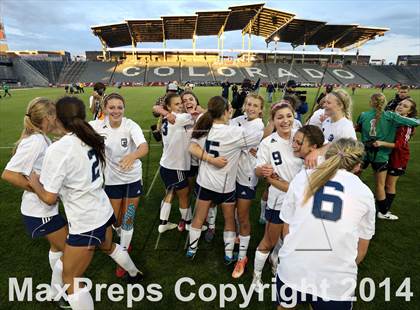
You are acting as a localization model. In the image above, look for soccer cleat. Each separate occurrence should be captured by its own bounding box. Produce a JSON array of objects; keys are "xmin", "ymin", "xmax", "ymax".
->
[
  {"xmin": 125, "ymin": 270, "xmax": 144, "ymax": 284},
  {"xmin": 158, "ymin": 222, "xmax": 178, "ymax": 233},
  {"xmin": 251, "ymin": 272, "xmax": 264, "ymax": 293},
  {"xmin": 232, "ymin": 256, "xmax": 248, "ymax": 278},
  {"xmin": 204, "ymin": 228, "xmax": 215, "ymax": 242},
  {"xmin": 224, "ymin": 254, "xmax": 238, "ymax": 266},
  {"xmin": 115, "ymin": 245, "xmax": 132, "ymax": 278},
  {"xmin": 259, "ymin": 217, "xmax": 266, "ymax": 225},
  {"xmin": 178, "ymin": 219, "xmax": 187, "ymax": 232},
  {"xmin": 186, "ymin": 249, "xmax": 196, "ymax": 260},
  {"xmin": 377, "ymin": 212, "xmax": 399, "ymax": 220}
]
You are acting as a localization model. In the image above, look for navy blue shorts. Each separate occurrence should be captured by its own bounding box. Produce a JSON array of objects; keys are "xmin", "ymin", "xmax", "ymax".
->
[
  {"xmin": 22, "ymin": 214, "xmax": 67, "ymax": 239},
  {"xmin": 265, "ymin": 208, "xmax": 283, "ymax": 224},
  {"xmin": 276, "ymin": 276, "xmax": 353, "ymax": 309},
  {"xmin": 66, "ymin": 214, "xmax": 116, "ymax": 247},
  {"xmin": 160, "ymin": 166, "xmax": 188, "ymax": 190},
  {"xmin": 105, "ymin": 180, "xmax": 142, "ymax": 199},
  {"xmin": 236, "ymin": 182, "xmax": 256, "ymax": 200},
  {"xmin": 187, "ymin": 165, "xmax": 199, "ymax": 178},
  {"xmin": 195, "ymin": 184, "xmax": 236, "ymax": 205}
]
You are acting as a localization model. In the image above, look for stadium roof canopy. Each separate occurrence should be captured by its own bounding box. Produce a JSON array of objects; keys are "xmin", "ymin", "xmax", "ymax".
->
[{"xmin": 91, "ymin": 3, "xmax": 388, "ymax": 50}]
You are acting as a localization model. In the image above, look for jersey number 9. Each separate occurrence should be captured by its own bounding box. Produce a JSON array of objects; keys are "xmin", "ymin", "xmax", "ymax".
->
[
  {"xmin": 312, "ymin": 181, "xmax": 343, "ymax": 222},
  {"xmin": 88, "ymin": 149, "xmax": 100, "ymax": 182},
  {"xmin": 272, "ymin": 151, "xmax": 282, "ymax": 165}
]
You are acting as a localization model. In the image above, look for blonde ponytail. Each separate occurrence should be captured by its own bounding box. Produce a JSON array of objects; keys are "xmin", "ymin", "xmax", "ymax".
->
[{"xmin": 303, "ymin": 138, "xmax": 365, "ymax": 203}]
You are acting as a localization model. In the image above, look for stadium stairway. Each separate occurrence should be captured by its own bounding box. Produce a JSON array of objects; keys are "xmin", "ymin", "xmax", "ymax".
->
[
  {"xmin": 11, "ymin": 58, "xmax": 49, "ymax": 87},
  {"xmin": 26, "ymin": 60, "xmax": 64, "ymax": 84}
]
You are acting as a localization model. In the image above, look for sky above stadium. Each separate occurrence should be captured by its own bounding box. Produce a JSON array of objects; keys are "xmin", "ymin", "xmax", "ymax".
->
[{"xmin": 1, "ymin": 0, "xmax": 419, "ymax": 63}]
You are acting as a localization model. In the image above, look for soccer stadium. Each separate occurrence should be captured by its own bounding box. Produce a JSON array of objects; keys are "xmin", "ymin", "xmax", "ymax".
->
[{"xmin": 0, "ymin": 2, "xmax": 419, "ymax": 309}]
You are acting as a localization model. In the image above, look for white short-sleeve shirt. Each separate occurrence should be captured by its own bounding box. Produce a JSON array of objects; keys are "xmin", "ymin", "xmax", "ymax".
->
[
  {"xmin": 230, "ymin": 115, "xmax": 264, "ymax": 187},
  {"xmin": 40, "ymin": 134, "xmax": 114, "ymax": 234},
  {"xmin": 5, "ymin": 134, "xmax": 59, "ymax": 217},
  {"xmin": 278, "ymin": 169, "xmax": 375, "ymax": 301},
  {"xmin": 194, "ymin": 123, "xmax": 261, "ymax": 193},
  {"xmin": 322, "ymin": 117, "xmax": 356, "ymax": 143},
  {"xmin": 90, "ymin": 117, "xmax": 146, "ymax": 185},
  {"xmin": 160, "ymin": 112, "xmax": 195, "ymax": 171},
  {"xmin": 255, "ymin": 131, "xmax": 303, "ymax": 210}
]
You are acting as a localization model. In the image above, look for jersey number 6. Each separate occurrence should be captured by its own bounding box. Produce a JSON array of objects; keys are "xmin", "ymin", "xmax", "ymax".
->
[
  {"xmin": 88, "ymin": 149, "xmax": 100, "ymax": 182},
  {"xmin": 312, "ymin": 181, "xmax": 343, "ymax": 222}
]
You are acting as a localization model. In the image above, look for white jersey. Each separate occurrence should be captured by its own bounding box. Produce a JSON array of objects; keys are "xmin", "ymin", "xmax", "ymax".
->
[
  {"xmin": 189, "ymin": 113, "xmax": 203, "ymax": 167},
  {"xmin": 293, "ymin": 118, "xmax": 302, "ymax": 130},
  {"xmin": 5, "ymin": 134, "xmax": 59, "ymax": 217},
  {"xmin": 278, "ymin": 169, "xmax": 375, "ymax": 301},
  {"xmin": 230, "ymin": 115, "xmax": 264, "ymax": 187},
  {"xmin": 160, "ymin": 112, "xmax": 194, "ymax": 171},
  {"xmin": 194, "ymin": 123, "xmax": 261, "ymax": 193},
  {"xmin": 40, "ymin": 134, "xmax": 114, "ymax": 234},
  {"xmin": 307, "ymin": 108, "xmax": 325, "ymax": 129},
  {"xmin": 256, "ymin": 131, "xmax": 303, "ymax": 210},
  {"xmin": 322, "ymin": 117, "xmax": 356, "ymax": 143},
  {"xmin": 90, "ymin": 117, "xmax": 146, "ymax": 185}
]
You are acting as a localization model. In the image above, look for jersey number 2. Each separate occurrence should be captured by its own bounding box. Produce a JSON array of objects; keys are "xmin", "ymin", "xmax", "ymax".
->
[
  {"xmin": 312, "ymin": 181, "xmax": 343, "ymax": 222},
  {"xmin": 88, "ymin": 149, "xmax": 100, "ymax": 182}
]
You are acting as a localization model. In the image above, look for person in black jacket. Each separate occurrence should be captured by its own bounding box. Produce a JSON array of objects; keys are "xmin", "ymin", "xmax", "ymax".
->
[
  {"xmin": 221, "ymin": 79, "xmax": 231, "ymax": 99},
  {"xmin": 385, "ymin": 85, "xmax": 410, "ymax": 111}
]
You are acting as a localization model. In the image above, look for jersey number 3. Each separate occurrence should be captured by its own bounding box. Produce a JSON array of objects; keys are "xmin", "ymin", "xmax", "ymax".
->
[
  {"xmin": 88, "ymin": 149, "xmax": 100, "ymax": 182},
  {"xmin": 312, "ymin": 181, "xmax": 343, "ymax": 222}
]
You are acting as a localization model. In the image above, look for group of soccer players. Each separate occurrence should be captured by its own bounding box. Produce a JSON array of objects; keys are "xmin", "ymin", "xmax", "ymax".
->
[{"xmin": 1, "ymin": 84, "xmax": 418, "ymax": 309}]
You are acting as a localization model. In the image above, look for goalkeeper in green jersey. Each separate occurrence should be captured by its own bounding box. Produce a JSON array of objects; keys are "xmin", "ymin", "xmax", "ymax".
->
[{"xmin": 356, "ymin": 93, "xmax": 420, "ymax": 219}]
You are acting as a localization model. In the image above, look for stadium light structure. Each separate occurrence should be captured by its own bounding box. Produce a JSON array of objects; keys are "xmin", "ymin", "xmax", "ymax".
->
[{"xmin": 273, "ymin": 35, "xmax": 280, "ymax": 63}]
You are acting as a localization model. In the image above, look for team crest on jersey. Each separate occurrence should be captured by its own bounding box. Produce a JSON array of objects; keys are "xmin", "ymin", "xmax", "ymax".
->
[
  {"xmin": 328, "ymin": 134, "xmax": 334, "ymax": 142},
  {"xmin": 121, "ymin": 138, "xmax": 128, "ymax": 147},
  {"xmin": 270, "ymin": 138, "xmax": 277, "ymax": 143}
]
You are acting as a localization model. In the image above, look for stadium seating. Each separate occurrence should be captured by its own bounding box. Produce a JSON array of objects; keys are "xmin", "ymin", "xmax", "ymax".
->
[
  {"xmin": 180, "ymin": 61, "xmax": 214, "ymax": 83},
  {"xmin": 346, "ymin": 65, "xmax": 396, "ymax": 85},
  {"xmin": 372, "ymin": 66, "xmax": 412, "ymax": 85},
  {"xmin": 145, "ymin": 62, "xmax": 181, "ymax": 83},
  {"xmin": 394, "ymin": 66, "xmax": 420, "ymax": 85},
  {"xmin": 0, "ymin": 64, "xmax": 18, "ymax": 83},
  {"xmin": 26, "ymin": 60, "xmax": 64, "ymax": 84}
]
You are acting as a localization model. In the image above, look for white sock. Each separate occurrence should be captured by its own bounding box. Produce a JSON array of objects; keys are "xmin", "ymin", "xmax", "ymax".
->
[
  {"xmin": 50, "ymin": 258, "xmax": 64, "ymax": 300},
  {"xmin": 207, "ymin": 207, "xmax": 217, "ymax": 229},
  {"xmin": 186, "ymin": 207, "xmax": 192, "ymax": 222},
  {"xmin": 109, "ymin": 243, "xmax": 139, "ymax": 277},
  {"xmin": 223, "ymin": 231, "xmax": 236, "ymax": 259},
  {"xmin": 270, "ymin": 238, "xmax": 283, "ymax": 264},
  {"xmin": 120, "ymin": 228, "xmax": 133, "ymax": 250},
  {"xmin": 179, "ymin": 208, "xmax": 188, "ymax": 221},
  {"xmin": 48, "ymin": 250, "xmax": 63, "ymax": 270},
  {"xmin": 160, "ymin": 201, "xmax": 171, "ymax": 222},
  {"xmin": 254, "ymin": 249, "xmax": 269, "ymax": 273},
  {"xmin": 260, "ymin": 200, "xmax": 267, "ymax": 219},
  {"xmin": 188, "ymin": 227, "xmax": 201, "ymax": 253},
  {"xmin": 67, "ymin": 289, "xmax": 94, "ymax": 310},
  {"xmin": 238, "ymin": 235, "xmax": 250, "ymax": 260}
]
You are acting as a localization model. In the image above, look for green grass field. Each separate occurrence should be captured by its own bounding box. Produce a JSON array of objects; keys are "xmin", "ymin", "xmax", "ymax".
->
[{"xmin": 0, "ymin": 86, "xmax": 419, "ymax": 309}]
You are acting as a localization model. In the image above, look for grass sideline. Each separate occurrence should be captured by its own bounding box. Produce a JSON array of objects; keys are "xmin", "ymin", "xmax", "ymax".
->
[{"xmin": 0, "ymin": 86, "xmax": 418, "ymax": 310}]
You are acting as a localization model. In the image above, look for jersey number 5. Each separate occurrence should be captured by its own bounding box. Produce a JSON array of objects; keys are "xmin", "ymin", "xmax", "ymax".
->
[
  {"xmin": 312, "ymin": 181, "xmax": 343, "ymax": 222},
  {"xmin": 205, "ymin": 140, "xmax": 220, "ymax": 158},
  {"xmin": 88, "ymin": 149, "xmax": 100, "ymax": 182}
]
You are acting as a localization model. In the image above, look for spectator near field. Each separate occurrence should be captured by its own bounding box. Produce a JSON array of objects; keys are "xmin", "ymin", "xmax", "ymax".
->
[
  {"xmin": 385, "ymin": 85, "xmax": 410, "ymax": 111},
  {"xmin": 284, "ymin": 80, "xmax": 308, "ymax": 122},
  {"xmin": 266, "ymin": 82, "xmax": 275, "ymax": 103},
  {"xmin": 221, "ymin": 79, "xmax": 231, "ymax": 99},
  {"xmin": 3, "ymin": 82, "xmax": 11, "ymax": 97},
  {"xmin": 89, "ymin": 82, "xmax": 106, "ymax": 120},
  {"xmin": 316, "ymin": 84, "xmax": 333, "ymax": 105}
]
